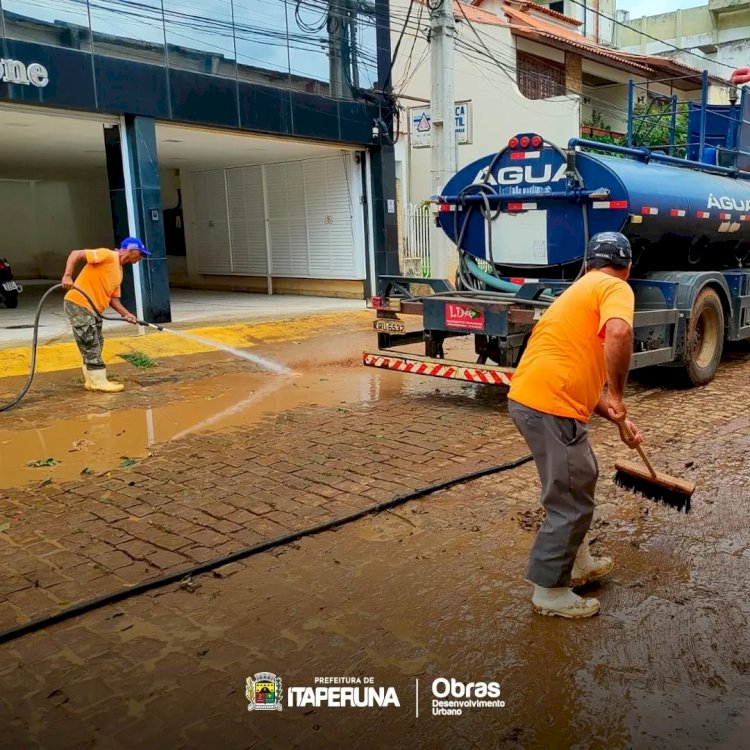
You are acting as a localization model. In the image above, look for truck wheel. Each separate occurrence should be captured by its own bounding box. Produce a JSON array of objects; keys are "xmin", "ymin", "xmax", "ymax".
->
[
  {"xmin": 683, "ymin": 288, "xmax": 724, "ymax": 386},
  {"xmin": 2, "ymin": 291, "xmax": 18, "ymax": 309}
]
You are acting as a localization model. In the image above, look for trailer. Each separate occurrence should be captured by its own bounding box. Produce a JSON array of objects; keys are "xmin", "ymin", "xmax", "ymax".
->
[{"xmin": 365, "ymin": 75, "xmax": 750, "ymax": 388}]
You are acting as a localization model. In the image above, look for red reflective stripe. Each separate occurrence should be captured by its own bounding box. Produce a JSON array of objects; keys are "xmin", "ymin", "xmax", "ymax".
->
[
  {"xmin": 510, "ymin": 152, "xmax": 526, "ymax": 160},
  {"xmin": 417, "ymin": 363, "xmax": 427, "ymax": 374},
  {"xmin": 642, "ymin": 207, "xmax": 658, "ymax": 215},
  {"xmin": 475, "ymin": 370, "xmax": 489, "ymax": 384},
  {"xmin": 430, "ymin": 364, "xmax": 443, "ymax": 376},
  {"xmin": 444, "ymin": 367, "xmax": 456, "ymax": 378},
  {"xmin": 439, "ymin": 204, "xmax": 453, "ymax": 212},
  {"xmin": 670, "ymin": 209, "xmax": 686, "ymax": 217},
  {"xmin": 464, "ymin": 371, "xmax": 475, "ymax": 381},
  {"xmin": 720, "ymin": 213, "xmax": 732, "ymax": 220},
  {"xmin": 610, "ymin": 200, "xmax": 628, "ymax": 209},
  {"xmin": 697, "ymin": 211, "xmax": 710, "ymax": 219},
  {"xmin": 404, "ymin": 362, "xmax": 414, "ymax": 372},
  {"xmin": 507, "ymin": 203, "xmax": 523, "ymax": 211},
  {"xmin": 510, "ymin": 277, "xmax": 526, "ymax": 284}
]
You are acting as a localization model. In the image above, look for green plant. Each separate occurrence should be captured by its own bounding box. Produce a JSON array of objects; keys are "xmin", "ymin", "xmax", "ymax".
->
[
  {"xmin": 632, "ymin": 100, "xmax": 688, "ymax": 156},
  {"xmin": 119, "ymin": 351, "xmax": 158, "ymax": 369}
]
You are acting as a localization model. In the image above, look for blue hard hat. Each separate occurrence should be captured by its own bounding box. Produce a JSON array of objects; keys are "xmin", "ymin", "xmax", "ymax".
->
[{"xmin": 119, "ymin": 236, "xmax": 151, "ymax": 256}]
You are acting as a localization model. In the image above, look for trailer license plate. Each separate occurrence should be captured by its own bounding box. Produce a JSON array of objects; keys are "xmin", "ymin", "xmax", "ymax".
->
[
  {"xmin": 2, "ymin": 281, "xmax": 18, "ymax": 292},
  {"xmin": 373, "ymin": 320, "xmax": 405, "ymax": 333}
]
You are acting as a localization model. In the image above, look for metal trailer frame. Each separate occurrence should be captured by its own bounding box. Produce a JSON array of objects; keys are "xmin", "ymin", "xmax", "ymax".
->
[{"xmin": 363, "ymin": 270, "xmax": 750, "ymax": 386}]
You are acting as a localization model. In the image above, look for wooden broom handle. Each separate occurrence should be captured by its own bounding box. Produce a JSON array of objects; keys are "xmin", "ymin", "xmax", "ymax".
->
[{"xmin": 619, "ymin": 420, "xmax": 657, "ymax": 478}]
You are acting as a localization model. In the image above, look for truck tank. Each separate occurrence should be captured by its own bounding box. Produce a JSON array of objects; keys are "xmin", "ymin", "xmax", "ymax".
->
[{"xmin": 437, "ymin": 136, "xmax": 750, "ymax": 278}]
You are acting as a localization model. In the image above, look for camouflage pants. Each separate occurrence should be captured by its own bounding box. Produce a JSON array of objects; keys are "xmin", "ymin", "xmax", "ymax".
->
[{"xmin": 64, "ymin": 301, "xmax": 105, "ymax": 370}]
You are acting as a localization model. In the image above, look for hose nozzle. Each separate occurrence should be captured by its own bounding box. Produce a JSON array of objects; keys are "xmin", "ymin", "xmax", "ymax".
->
[{"xmin": 137, "ymin": 320, "xmax": 164, "ymax": 331}]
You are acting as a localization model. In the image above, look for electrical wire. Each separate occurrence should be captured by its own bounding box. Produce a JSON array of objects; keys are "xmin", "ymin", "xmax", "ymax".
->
[
  {"xmin": 565, "ymin": 0, "xmax": 740, "ymax": 76},
  {"xmin": 0, "ymin": 452, "xmax": 533, "ymax": 645}
]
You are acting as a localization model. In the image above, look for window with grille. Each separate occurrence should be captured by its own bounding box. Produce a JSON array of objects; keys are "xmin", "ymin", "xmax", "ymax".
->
[{"xmin": 517, "ymin": 51, "xmax": 565, "ymax": 100}]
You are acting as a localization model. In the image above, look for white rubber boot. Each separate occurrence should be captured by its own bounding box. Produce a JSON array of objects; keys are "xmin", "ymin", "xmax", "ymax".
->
[
  {"xmin": 82, "ymin": 366, "xmax": 94, "ymax": 391},
  {"xmin": 571, "ymin": 538, "xmax": 614, "ymax": 588},
  {"xmin": 532, "ymin": 585, "xmax": 600, "ymax": 619},
  {"xmin": 87, "ymin": 368, "xmax": 124, "ymax": 393}
]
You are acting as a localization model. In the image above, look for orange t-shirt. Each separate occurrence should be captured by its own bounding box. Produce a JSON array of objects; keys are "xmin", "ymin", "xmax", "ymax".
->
[
  {"xmin": 65, "ymin": 249, "xmax": 123, "ymax": 314},
  {"xmin": 508, "ymin": 270, "xmax": 635, "ymax": 423}
]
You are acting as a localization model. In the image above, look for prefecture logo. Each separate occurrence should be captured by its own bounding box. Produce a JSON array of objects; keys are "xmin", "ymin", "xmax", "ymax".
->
[
  {"xmin": 246, "ymin": 673, "xmax": 399, "ymax": 712},
  {"xmin": 246, "ymin": 672, "xmax": 283, "ymax": 711}
]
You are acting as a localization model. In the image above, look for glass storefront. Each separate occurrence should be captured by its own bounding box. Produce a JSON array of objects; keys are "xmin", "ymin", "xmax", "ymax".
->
[{"xmin": 0, "ymin": 0, "xmax": 379, "ymax": 99}]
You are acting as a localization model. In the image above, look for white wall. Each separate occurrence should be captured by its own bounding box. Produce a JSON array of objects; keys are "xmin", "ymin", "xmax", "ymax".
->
[
  {"xmin": 0, "ymin": 171, "xmax": 112, "ymax": 278},
  {"xmin": 391, "ymin": 0, "xmax": 580, "ymax": 206}
]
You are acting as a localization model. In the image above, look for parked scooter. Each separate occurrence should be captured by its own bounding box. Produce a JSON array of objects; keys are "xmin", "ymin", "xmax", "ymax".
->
[{"xmin": 0, "ymin": 258, "xmax": 22, "ymax": 308}]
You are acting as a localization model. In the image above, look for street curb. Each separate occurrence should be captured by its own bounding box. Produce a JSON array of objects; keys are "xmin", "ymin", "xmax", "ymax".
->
[{"xmin": 0, "ymin": 311, "xmax": 372, "ymax": 379}]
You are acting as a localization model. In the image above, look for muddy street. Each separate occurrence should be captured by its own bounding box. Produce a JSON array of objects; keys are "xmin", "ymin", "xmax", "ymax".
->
[{"xmin": 1, "ymin": 320, "xmax": 750, "ymax": 749}]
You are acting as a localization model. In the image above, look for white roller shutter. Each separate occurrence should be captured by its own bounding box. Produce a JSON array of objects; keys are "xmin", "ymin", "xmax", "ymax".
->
[
  {"xmin": 302, "ymin": 155, "xmax": 357, "ymax": 278},
  {"xmin": 266, "ymin": 161, "xmax": 309, "ymax": 277},
  {"xmin": 187, "ymin": 152, "xmax": 363, "ymax": 280},
  {"xmin": 226, "ymin": 166, "xmax": 267, "ymax": 275},
  {"xmin": 190, "ymin": 170, "xmax": 232, "ymax": 275}
]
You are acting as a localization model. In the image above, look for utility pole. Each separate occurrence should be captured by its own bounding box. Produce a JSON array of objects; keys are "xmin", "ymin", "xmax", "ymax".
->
[
  {"xmin": 328, "ymin": 0, "xmax": 348, "ymax": 99},
  {"xmin": 429, "ymin": 0, "xmax": 457, "ymax": 282}
]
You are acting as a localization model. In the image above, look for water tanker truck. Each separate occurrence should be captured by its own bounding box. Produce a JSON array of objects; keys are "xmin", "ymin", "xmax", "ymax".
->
[{"xmin": 364, "ymin": 79, "xmax": 750, "ymax": 388}]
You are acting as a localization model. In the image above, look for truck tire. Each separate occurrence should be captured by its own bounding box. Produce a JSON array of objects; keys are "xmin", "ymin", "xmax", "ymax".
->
[
  {"xmin": 683, "ymin": 288, "xmax": 724, "ymax": 386},
  {"xmin": 1, "ymin": 291, "xmax": 18, "ymax": 309}
]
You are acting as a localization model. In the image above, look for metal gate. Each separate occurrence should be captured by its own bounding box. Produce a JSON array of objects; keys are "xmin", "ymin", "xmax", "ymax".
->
[{"xmin": 402, "ymin": 202, "xmax": 431, "ymax": 276}]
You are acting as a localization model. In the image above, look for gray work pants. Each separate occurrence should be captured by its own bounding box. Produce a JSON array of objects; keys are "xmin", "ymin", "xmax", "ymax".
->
[{"xmin": 508, "ymin": 399, "xmax": 598, "ymax": 587}]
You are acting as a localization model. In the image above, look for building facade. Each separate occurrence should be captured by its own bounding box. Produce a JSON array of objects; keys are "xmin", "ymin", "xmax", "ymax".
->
[
  {"xmin": 617, "ymin": 0, "xmax": 750, "ymax": 80},
  {"xmin": 0, "ymin": 0, "xmax": 399, "ymax": 322}
]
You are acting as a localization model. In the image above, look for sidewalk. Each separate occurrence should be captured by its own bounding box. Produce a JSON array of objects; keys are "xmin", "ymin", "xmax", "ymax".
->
[{"xmin": 0, "ymin": 288, "xmax": 368, "ymax": 378}]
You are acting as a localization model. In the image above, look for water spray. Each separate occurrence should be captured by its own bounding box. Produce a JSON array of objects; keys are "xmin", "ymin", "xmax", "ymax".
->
[{"xmin": 0, "ymin": 284, "xmax": 291, "ymax": 413}]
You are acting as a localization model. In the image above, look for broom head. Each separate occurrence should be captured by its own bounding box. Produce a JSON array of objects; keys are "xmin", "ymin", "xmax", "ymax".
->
[{"xmin": 613, "ymin": 460, "xmax": 695, "ymax": 513}]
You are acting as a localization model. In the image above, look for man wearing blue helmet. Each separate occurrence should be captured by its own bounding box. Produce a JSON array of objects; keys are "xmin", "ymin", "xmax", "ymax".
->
[
  {"xmin": 508, "ymin": 231, "xmax": 644, "ymax": 619},
  {"xmin": 61, "ymin": 237, "xmax": 150, "ymax": 392}
]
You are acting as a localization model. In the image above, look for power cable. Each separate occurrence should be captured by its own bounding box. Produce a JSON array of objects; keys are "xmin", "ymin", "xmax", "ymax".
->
[{"xmin": 565, "ymin": 0, "xmax": 739, "ymax": 76}]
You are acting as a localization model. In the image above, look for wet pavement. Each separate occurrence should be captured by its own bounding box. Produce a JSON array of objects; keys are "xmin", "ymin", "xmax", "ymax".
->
[{"xmin": 1, "ymin": 319, "xmax": 750, "ymax": 749}]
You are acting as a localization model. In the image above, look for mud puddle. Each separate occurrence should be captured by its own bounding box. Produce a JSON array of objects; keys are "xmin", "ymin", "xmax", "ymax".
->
[{"xmin": 0, "ymin": 366, "xmax": 426, "ymax": 488}]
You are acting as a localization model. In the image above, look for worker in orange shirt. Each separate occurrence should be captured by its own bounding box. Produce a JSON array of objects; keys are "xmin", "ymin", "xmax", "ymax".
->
[
  {"xmin": 508, "ymin": 232, "xmax": 643, "ymax": 619},
  {"xmin": 61, "ymin": 237, "xmax": 150, "ymax": 392}
]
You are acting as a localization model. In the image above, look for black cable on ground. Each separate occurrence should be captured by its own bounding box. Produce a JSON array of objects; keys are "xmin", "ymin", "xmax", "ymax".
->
[
  {"xmin": 0, "ymin": 453, "xmax": 533, "ymax": 645},
  {"xmin": 0, "ymin": 284, "xmax": 150, "ymax": 413}
]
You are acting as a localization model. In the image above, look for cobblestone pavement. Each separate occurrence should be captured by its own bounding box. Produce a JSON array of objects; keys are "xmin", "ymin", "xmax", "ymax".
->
[{"xmin": 1, "ymin": 336, "xmax": 750, "ymax": 748}]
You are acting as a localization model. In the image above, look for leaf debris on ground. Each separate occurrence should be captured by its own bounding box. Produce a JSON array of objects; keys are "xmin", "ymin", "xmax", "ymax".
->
[{"xmin": 27, "ymin": 458, "xmax": 60, "ymax": 468}]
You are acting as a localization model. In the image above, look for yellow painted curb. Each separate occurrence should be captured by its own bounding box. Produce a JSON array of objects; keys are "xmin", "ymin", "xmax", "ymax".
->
[{"xmin": 0, "ymin": 311, "xmax": 372, "ymax": 379}]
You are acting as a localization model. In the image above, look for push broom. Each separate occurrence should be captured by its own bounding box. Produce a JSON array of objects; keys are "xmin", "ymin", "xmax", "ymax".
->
[{"xmin": 613, "ymin": 423, "xmax": 696, "ymax": 512}]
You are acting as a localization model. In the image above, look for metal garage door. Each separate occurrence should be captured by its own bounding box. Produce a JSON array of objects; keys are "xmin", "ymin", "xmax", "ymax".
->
[{"xmin": 188, "ymin": 153, "xmax": 364, "ymax": 279}]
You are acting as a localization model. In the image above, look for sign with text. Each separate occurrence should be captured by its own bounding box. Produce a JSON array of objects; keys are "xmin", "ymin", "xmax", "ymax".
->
[
  {"xmin": 1, "ymin": 58, "xmax": 49, "ymax": 87},
  {"xmin": 410, "ymin": 102, "xmax": 472, "ymax": 148}
]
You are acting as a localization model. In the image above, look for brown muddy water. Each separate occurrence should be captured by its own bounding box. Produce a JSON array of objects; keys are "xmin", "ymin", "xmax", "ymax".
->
[
  {"xmin": 0, "ymin": 367, "xmax": 423, "ymax": 488},
  {"xmin": 2, "ymin": 332, "xmax": 750, "ymax": 748}
]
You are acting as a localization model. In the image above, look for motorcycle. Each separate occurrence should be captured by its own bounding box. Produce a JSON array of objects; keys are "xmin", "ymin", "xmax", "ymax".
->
[{"xmin": 0, "ymin": 258, "xmax": 22, "ymax": 309}]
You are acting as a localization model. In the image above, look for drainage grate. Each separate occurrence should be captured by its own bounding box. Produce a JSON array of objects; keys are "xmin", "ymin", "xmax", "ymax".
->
[{"xmin": 4, "ymin": 324, "xmax": 42, "ymax": 330}]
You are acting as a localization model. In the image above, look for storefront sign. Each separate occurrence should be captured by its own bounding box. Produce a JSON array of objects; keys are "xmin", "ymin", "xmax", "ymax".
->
[{"xmin": 1, "ymin": 59, "xmax": 49, "ymax": 88}]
